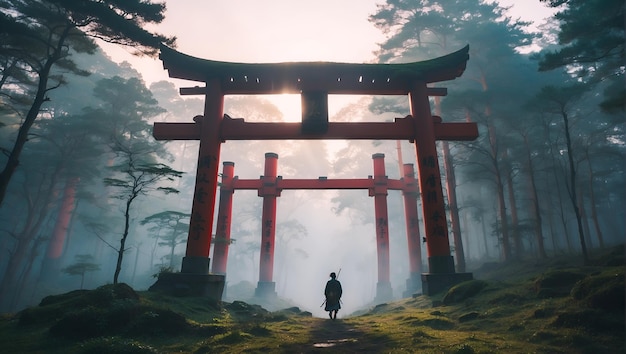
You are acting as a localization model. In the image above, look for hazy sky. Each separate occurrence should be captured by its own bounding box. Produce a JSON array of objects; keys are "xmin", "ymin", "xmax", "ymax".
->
[
  {"xmin": 100, "ymin": 0, "xmax": 557, "ymax": 125},
  {"xmin": 103, "ymin": 0, "xmax": 556, "ymax": 86}
]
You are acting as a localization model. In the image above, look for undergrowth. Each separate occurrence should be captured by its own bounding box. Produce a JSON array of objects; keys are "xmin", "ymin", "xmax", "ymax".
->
[{"xmin": 0, "ymin": 245, "xmax": 623, "ymax": 353}]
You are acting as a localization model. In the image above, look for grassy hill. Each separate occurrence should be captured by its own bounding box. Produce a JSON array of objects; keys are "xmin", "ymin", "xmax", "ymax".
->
[{"xmin": 0, "ymin": 245, "xmax": 623, "ymax": 353}]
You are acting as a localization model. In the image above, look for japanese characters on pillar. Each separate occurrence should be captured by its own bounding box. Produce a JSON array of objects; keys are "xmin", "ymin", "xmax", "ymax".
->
[
  {"xmin": 421, "ymin": 154, "xmax": 447, "ymax": 241},
  {"xmin": 371, "ymin": 153, "xmax": 391, "ymax": 284},
  {"xmin": 182, "ymin": 80, "xmax": 224, "ymax": 274},
  {"xmin": 258, "ymin": 153, "xmax": 281, "ymax": 283},
  {"xmin": 211, "ymin": 162, "xmax": 235, "ymax": 275},
  {"xmin": 401, "ymin": 164, "xmax": 422, "ymax": 275},
  {"xmin": 409, "ymin": 82, "xmax": 455, "ymax": 274}
]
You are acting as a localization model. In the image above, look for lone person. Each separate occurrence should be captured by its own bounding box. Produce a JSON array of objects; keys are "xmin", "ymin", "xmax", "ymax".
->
[{"xmin": 324, "ymin": 272, "xmax": 342, "ymax": 320}]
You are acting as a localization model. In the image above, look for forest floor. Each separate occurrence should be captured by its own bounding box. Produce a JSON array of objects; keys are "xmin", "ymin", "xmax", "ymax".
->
[{"xmin": 0, "ymin": 245, "xmax": 623, "ymax": 353}]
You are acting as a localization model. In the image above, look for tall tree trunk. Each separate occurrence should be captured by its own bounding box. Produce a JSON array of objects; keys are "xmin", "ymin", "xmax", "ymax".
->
[
  {"xmin": 396, "ymin": 140, "xmax": 404, "ymax": 175},
  {"xmin": 481, "ymin": 215, "xmax": 490, "ymax": 258},
  {"xmin": 435, "ymin": 97, "xmax": 465, "ymax": 271},
  {"xmin": 0, "ymin": 26, "xmax": 70, "ymax": 207},
  {"xmin": 114, "ymin": 194, "xmax": 136, "ymax": 284},
  {"xmin": 0, "ymin": 66, "xmax": 50, "ymax": 206},
  {"xmin": 443, "ymin": 140, "xmax": 465, "ymax": 271},
  {"xmin": 578, "ymin": 188, "xmax": 593, "ymax": 249},
  {"xmin": 150, "ymin": 231, "xmax": 160, "ymax": 270},
  {"xmin": 0, "ymin": 170, "xmax": 60, "ymax": 310},
  {"xmin": 549, "ymin": 151, "xmax": 573, "ymax": 253},
  {"xmin": 560, "ymin": 108, "xmax": 588, "ymax": 263},
  {"xmin": 478, "ymin": 186, "xmax": 491, "ymax": 258},
  {"xmin": 542, "ymin": 119, "xmax": 573, "ymax": 253},
  {"xmin": 547, "ymin": 207, "xmax": 559, "ymax": 255},
  {"xmin": 505, "ymin": 167, "xmax": 522, "ymax": 258},
  {"xmin": 61, "ymin": 198, "xmax": 80, "ymax": 256},
  {"xmin": 12, "ymin": 236, "xmax": 46, "ymax": 310},
  {"xmin": 523, "ymin": 135, "xmax": 547, "ymax": 258},
  {"xmin": 131, "ymin": 242, "xmax": 141, "ymax": 284},
  {"xmin": 435, "ymin": 101, "xmax": 465, "ymax": 273},
  {"xmin": 461, "ymin": 203, "xmax": 471, "ymax": 261},
  {"xmin": 169, "ymin": 238, "xmax": 176, "ymax": 268},
  {"xmin": 489, "ymin": 125, "xmax": 511, "ymax": 261},
  {"xmin": 584, "ymin": 150, "xmax": 605, "ymax": 248},
  {"xmin": 478, "ymin": 70, "xmax": 510, "ymax": 261},
  {"xmin": 0, "ymin": 221, "xmax": 19, "ymax": 283}
]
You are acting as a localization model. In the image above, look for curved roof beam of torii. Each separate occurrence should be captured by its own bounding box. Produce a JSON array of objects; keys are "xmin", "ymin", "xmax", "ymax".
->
[{"xmin": 158, "ymin": 44, "xmax": 470, "ymax": 95}]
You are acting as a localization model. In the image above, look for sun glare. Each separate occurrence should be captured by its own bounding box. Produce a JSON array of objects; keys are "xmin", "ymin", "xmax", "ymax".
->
[
  {"xmin": 267, "ymin": 94, "xmax": 302, "ymax": 122},
  {"xmin": 267, "ymin": 94, "xmax": 365, "ymax": 123}
]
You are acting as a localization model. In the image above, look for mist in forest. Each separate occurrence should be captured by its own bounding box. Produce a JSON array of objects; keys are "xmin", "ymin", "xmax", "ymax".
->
[{"xmin": 1, "ymin": 0, "xmax": 623, "ymax": 317}]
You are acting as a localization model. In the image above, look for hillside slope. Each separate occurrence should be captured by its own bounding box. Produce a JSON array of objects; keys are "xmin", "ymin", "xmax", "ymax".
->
[{"xmin": 0, "ymin": 245, "xmax": 623, "ymax": 353}]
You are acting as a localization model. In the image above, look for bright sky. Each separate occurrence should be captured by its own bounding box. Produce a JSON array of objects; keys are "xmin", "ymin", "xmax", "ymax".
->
[
  {"xmin": 100, "ymin": 0, "xmax": 557, "ymax": 123},
  {"xmin": 103, "ymin": 0, "xmax": 556, "ymax": 86}
]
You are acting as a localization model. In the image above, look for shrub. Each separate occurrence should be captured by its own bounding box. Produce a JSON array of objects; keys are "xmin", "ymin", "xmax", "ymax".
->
[
  {"xmin": 49, "ymin": 306, "xmax": 107, "ymax": 339},
  {"xmin": 443, "ymin": 280, "xmax": 488, "ymax": 304},
  {"xmin": 125, "ymin": 308, "xmax": 189, "ymax": 336},
  {"xmin": 571, "ymin": 270, "xmax": 625, "ymax": 311},
  {"xmin": 79, "ymin": 337, "xmax": 159, "ymax": 354},
  {"xmin": 533, "ymin": 270, "xmax": 586, "ymax": 298}
]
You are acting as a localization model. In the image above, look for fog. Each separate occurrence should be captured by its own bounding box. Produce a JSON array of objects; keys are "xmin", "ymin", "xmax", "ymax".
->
[{"xmin": 1, "ymin": 0, "xmax": 623, "ymax": 316}]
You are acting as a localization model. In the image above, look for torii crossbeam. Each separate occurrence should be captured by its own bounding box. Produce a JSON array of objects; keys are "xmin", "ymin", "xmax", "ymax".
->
[{"xmin": 150, "ymin": 45, "xmax": 477, "ymax": 299}]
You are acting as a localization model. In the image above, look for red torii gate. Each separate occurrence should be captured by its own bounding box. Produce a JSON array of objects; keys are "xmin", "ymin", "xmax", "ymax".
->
[
  {"xmin": 150, "ymin": 45, "xmax": 477, "ymax": 299},
  {"xmin": 211, "ymin": 153, "xmax": 422, "ymax": 302}
]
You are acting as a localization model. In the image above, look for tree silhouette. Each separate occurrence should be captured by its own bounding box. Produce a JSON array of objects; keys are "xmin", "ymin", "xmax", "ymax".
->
[
  {"xmin": 0, "ymin": 0, "xmax": 175, "ymax": 206},
  {"xmin": 140, "ymin": 210, "xmax": 190, "ymax": 268},
  {"xmin": 104, "ymin": 140, "xmax": 182, "ymax": 284},
  {"xmin": 538, "ymin": 0, "xmax": 625, "ymax": 113},
  {"xmin": 530, "ymin": 83, "xmax": 590, "ymax": 263},
  {"xmin": 62, "ymin": 254, "xmax": 100, "ymax": 289}
]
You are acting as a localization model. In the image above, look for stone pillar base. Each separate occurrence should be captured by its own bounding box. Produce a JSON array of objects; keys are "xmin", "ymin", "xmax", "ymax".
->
[
  {"xmin": 374, "ymin": 281, "xmax": 393, "ymax": 303},
  {"xmin": 428, "ymin": 255, "xmax": 455, "ymax": 273},
  {"xmin": 180, "ymin": 256, "xmax": 210, "ymax": 274},
  {"xmin": 421, "ymin": 272, "xmax": 473, "ymax": 295},
  {"xmin": 403, "ymin": 272, "xmax": 422, "ymax": 298},
  {"xmin": 255, "ymin": 281, "xmax": 277, "ymax": 299},
  {"xmin": 149, "ymin": 272, "xmax": 225, "ymax": 302}
]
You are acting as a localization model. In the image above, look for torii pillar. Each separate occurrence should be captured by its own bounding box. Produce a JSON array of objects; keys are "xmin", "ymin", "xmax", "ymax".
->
[
  {"xmin": 255, "ymin": 153, "xmax": 280, "ymax": 298},
  {"xmin": 370, "ymin": 154, "xmax": 393, "ymax": 302},
  {"xmin": 401, "ymin": 163, "xmax": 423, "ymax": 297},
  {"xmin": 211, "ymin": 161, "xmax": 235, "ymax": 275},
  {"xmin": 148, "ymin": 81, "xmax": 226, "ymax": 300},
  {"xmin": 411, "ymin": 83, "xmax": 472, "ymax": 294}
]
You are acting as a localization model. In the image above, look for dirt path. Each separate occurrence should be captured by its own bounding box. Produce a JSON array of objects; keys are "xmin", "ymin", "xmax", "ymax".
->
[{"xmin": 294, "ymin": 317, "xmax": 392, "ymax": 353}]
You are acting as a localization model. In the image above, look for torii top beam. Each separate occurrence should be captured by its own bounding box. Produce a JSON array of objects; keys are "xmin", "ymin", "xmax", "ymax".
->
[{"xmin": 158, "ymin": 45, "xmax": 469, "ymax": 95}]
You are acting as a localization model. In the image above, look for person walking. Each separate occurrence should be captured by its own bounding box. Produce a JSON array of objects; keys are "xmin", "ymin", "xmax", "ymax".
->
[{"xmin": 324, "ymin": 272, "xmax": 342, "ymax": 320}]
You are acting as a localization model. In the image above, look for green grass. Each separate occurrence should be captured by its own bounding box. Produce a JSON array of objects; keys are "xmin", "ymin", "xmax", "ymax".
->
[{"xmin": 1, "ymin": 245, "xmax": 623, "ymax": 353}]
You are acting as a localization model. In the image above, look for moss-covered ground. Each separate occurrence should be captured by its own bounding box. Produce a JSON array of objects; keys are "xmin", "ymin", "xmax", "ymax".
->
[{"xmin": 0, "ymin": 245, "xmax": 623, "ymax": 353}]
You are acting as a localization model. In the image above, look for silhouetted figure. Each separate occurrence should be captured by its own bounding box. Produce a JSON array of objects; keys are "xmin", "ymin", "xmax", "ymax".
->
[{"xmin": 324, "ymin": 272, "xmax": 342, "ymax": 320}]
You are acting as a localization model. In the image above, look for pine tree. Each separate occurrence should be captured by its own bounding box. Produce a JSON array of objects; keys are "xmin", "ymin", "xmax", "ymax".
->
[
  {"xmin": 538, "ymin": 0, "xmax": 625, "ymax": 113},
  {"xmin": 0, "ymin": 0, "xmax": 175, "ymax": 206}
]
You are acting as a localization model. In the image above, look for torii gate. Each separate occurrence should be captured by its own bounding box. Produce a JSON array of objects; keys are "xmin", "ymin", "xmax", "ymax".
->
[
  {"xmin": 150, "ymin": 45, "xmax": 477, "ymax": 299},
  {"xmin": 211, "ymin": 152, "xmax": 422, "ymax": 302}
]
